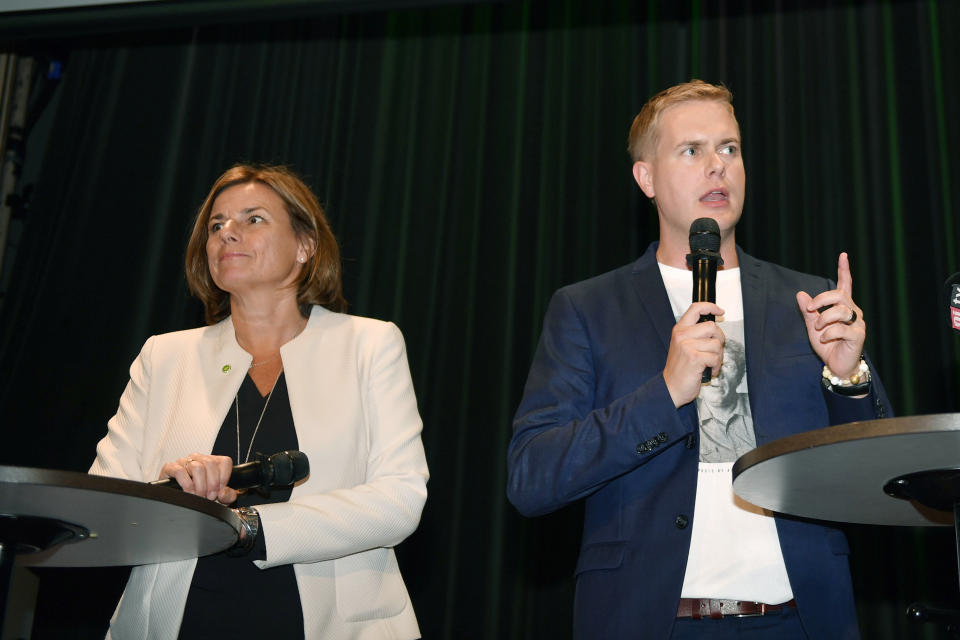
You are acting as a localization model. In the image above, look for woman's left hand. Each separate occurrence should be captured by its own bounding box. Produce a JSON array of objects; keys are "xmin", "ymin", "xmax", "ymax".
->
[{"xmin": 158, "ymin": 453, "xmax": 239, "ymax": 503}]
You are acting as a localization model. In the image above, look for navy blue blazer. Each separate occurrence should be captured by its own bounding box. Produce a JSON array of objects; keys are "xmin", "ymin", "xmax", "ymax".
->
[{"xmin": 507, "ymin": 243, "xmax": 892, "ymax": 639}]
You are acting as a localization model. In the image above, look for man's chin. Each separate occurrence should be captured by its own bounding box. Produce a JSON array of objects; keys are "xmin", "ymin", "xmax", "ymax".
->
[
  {"xmin": 706, "ymin": 208, "xmax": 743, "ymax": 232},
  {"xmin": 676, "ymin": 209, "xmax": 742, "ymax": 237}
]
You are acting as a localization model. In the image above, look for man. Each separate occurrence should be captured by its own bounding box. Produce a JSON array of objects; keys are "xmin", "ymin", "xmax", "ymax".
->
[{"xmin": 506, "ymin": 80, "xmax": 891, "ymax": 639}]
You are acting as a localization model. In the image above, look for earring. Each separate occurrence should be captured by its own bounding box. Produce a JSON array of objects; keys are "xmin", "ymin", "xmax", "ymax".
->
[{"xmin": 298, "ymin": 256, "xmax": 306, "ymax": 263}]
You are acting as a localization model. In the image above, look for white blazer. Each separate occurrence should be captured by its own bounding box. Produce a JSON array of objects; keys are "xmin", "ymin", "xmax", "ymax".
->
[{"xmin": 90, "ymin": 306, "xmax": 428, "ymax": 640}]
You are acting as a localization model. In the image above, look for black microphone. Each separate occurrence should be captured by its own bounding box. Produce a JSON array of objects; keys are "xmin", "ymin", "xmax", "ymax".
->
[
  {"xmin": 946, "ymin": 272, "xmax": 960, "ymax": 333},
  {"xmin": 151, "ymin": 450, "xmax": 310, "ymax": 491},
  {"xmin": 686, "ymin": 218, "xmax": 724, "ymax": 383}
]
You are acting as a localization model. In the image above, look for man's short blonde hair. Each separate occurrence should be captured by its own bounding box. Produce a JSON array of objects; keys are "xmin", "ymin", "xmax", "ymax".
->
[{"xmin": 628, "ymin": 80, "xmax": 736, "ymax": 162}]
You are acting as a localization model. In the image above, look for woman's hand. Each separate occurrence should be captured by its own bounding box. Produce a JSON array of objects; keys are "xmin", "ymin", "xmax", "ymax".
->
[{"xmin": 159, "ymin": 454, "xmax": 239, "ymax": 504}]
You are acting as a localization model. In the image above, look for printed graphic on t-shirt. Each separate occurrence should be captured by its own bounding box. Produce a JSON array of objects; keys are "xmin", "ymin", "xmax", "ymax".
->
[{"xmin": 696, "ymin": 320, "xmax": 756, "ymax": 463}]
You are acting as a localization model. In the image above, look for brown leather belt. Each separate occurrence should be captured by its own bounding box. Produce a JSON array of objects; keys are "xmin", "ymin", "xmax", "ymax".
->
[{"xmin": 676, "ymin": 598, "xmax": 797, "ymax": 619}]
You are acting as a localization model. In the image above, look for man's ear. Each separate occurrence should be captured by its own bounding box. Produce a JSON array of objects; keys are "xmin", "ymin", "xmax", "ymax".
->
[{"xmin": 632, "ymin": 161, "xmax": 656, "ymax": 199}]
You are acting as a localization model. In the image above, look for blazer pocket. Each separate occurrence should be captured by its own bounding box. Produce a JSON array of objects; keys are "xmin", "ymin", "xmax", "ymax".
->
[
  {"xmin": 575, "ymin": 541, "xmax": 626, "ymax": 576},
  {"xmin": 335, "ymin": 548, "xmax": 408, "ymax": 622},
  {"xmin": 767, "ymin": 348, "xmax": 819, "ymax": 367},
  {"xmin": 765, "ymin": 330, "xmax": 819, "ymax": 369},
  {"xmin": 767, "ymin": 351, "xmax": 823, "ymax": 382}
]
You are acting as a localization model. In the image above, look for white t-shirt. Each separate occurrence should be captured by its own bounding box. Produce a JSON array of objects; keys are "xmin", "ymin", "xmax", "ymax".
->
[{"xmin": 658, "ymin": 262, "xmax": 793, "ymax": 603}]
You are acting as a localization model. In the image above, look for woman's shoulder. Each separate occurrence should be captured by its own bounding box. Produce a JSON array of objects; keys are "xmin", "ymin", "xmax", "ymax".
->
[
  {"xmin": 300, "ymin": 307, "xmax": 408, "ymax": 359},
  {"xmin": 133, "ymin": 322, "xmax": 234, "ymax": 367},
  {"xmin": 146, "ymin": 323, "xmax": 222, "ymax": 347},
  {"xmin": 307, "ymin": 305, "xmax": 400, "ymax": 336}
]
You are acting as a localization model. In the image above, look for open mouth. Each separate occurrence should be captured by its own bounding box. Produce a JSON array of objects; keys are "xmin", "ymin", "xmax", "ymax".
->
[{"xmin": 700, "ymin": 189, "xmax": 728, "ymax": 202}]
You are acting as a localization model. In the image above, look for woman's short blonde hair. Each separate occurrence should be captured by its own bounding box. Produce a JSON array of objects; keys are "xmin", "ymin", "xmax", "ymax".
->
[{"xmin": 185, "ymin": 164, "xmax": 347, "ymax": 324}]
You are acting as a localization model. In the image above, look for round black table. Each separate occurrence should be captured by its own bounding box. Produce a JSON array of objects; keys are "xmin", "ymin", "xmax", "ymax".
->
[
  {"xmin": 0, "ymin": 466, "xmax": 240, "ymax": 629},
  {"xmin": 732, "ymin": 413, "xmax": 960, "ymax": 630},
  {"xmin": 732, "ymin": 414, "xmax": 960, "ymax": 526}
]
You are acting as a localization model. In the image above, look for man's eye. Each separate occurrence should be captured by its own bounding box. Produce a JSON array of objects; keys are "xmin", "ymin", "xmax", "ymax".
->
[
  {"xmin": 682, "ymin": 148, "xmax": 696, "ymax": 156},
  {"xmin": 720, "ymin": 145, "xmax": 738, "ymax": 155}
]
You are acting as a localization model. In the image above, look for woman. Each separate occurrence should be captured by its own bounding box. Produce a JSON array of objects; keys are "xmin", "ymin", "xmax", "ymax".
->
[{"xmin": 90, "ymin": 164, "xmax": 428, "ymax": 639}]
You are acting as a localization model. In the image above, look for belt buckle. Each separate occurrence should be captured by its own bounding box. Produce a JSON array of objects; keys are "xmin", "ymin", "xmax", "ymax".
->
[{"xmin": 731, "ymin": 602, "xmax": 768, "ymax": 618}]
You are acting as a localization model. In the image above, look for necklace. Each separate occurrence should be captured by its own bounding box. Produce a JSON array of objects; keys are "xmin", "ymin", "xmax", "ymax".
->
[
  {"xmin": 249, "ymin": 354, "xmax": 280, "ymax": 368},
  {"xmin": 236, "ymin": 367, "xmax": 284, "ymax": 463}
]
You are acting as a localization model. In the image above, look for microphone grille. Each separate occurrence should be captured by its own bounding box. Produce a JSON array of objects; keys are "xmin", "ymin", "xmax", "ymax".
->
[
  {"xmin": 289, "ymin": 450, "xmax": 310, "ymax": 482},
  {"xmin": 689, "ymin": 218, "xmax": 721, "ymax": 252},
  {"xmin": 270, "ymin": 450, "xmax": 310, "ymax": 486}
]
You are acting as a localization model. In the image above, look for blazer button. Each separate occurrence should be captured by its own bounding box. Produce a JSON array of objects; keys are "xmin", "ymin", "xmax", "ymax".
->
[
  {"xmin": 675, "ymin": 514, "xmax": 689, "ymax": 529},
  {"xmin": 685, "ymin": 434, "xmax": 696, "ymax": 449},
  {"xmin": 636, "ymin": 443, "xmax": 649, "ymax": 454},
  {"xmin": 657, "ymin": 432, "xmax": 668, "ymax": 443}
]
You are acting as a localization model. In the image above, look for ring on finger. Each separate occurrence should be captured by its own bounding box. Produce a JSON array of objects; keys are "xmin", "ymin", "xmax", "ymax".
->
[{"xmin": 844, "ymin": 310, "xmax": 858, "ymax": 325}]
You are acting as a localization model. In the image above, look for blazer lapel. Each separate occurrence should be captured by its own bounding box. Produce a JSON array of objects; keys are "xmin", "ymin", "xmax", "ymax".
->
[
  {"xmin": 141, "ymin": 318, "xmax": 251, "ymax": 478},
  {"xmin": 196, "ymin": 319, "xmax": 252, "ymax": 455},
  {"xmin": 630, "ymin": 243, "xmax": 676, "ymax": 353},
  {"xmin": 738, "ymin": 247, "xmax": 773, "ymax": 444}
]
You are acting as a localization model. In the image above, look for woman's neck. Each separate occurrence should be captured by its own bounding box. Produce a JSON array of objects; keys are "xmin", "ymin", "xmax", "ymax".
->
[{"xmin": 229, "ymin": 294, "xmax": 307, "ymax": 359}]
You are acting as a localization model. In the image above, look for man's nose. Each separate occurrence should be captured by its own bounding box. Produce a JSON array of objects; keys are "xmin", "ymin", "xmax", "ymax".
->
[{"xmin": 706, "ymin": 151, "xmax": 726, "ymax": 177}]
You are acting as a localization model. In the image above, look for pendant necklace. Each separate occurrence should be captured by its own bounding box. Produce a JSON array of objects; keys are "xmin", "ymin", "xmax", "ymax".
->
[{"xmin": 236, "ymin": 366, "xmax": 284, "ymax": 463}]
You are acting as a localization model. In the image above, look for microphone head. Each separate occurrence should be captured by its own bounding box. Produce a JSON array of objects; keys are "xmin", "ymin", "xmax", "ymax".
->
[
  {"xmin": 689, "ymin": 218, "xmax": 721, "ymax": 253},
  {"xmin": 269, "ymin": 450, "xmax": 310, "ymax": 486}
]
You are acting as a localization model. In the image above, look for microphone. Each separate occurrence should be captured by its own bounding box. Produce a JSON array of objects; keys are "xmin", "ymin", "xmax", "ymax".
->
[
  {"xmin": 686, "ymin": 218, "xmax": 724, "ymax": 383},
  {"xmin": 946, "ymin": 272, "xmax": 960, "ymax": 333},
  {"xmin": 151, "ymin": 450, "xmax": 310, "ymax": 491}
]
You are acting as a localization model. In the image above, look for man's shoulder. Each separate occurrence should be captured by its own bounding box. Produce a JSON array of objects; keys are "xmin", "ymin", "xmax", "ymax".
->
[
  {"xmin": 740, "ymin": 250, "xmax": 833, "ymax": 293},
  {"xmin": 551, "ymin": 259, "xmax": 658, "ymax": 319},
  {"xmin": 554, "ymin": 243, "xmax": 658, "ymax": 305},
  {"xmin": 557, "ymin": 261, "xmax": 638, "ymax": 299}
]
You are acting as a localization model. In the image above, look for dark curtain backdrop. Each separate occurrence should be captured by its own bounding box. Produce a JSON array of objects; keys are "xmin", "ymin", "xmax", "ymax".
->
[{"xmin": 1, "ymin": 0, "xmax": 959, "ymax": 638}]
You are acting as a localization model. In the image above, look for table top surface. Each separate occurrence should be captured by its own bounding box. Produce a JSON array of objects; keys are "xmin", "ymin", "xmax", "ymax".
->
[
  {"xmin": 0, "ymin": 466, "xmax": 240, "ymax": 567},
  {"xmin": 732, "ymin": 414, "xmax": 960, "ymax": 527}
]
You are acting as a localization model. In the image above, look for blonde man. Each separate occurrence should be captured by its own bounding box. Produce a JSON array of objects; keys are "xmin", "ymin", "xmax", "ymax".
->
[{"xmin": 508, "ymin": 81, "xmax": 890, "ymax": 639}]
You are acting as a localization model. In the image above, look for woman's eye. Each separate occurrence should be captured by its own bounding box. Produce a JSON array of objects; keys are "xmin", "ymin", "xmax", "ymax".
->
[
  {"xmin": 210, "ymin": 222, "xmax": 223, "ymax": 232},
  {"xmin": 249, "ymin": 215, "xmax": 264, "ymax": 224}
]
